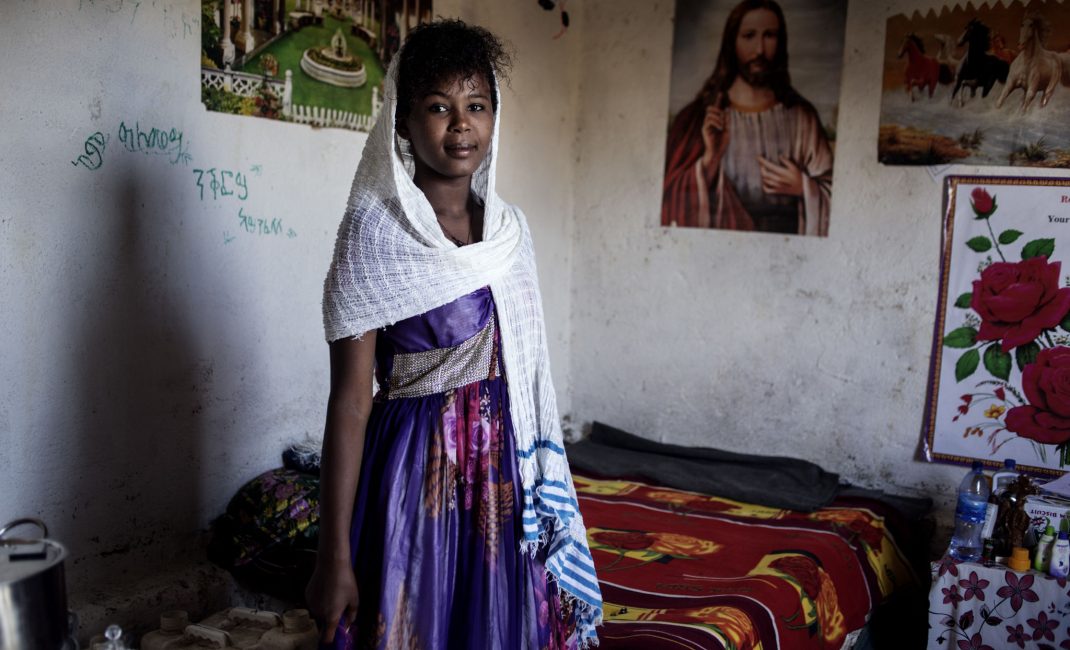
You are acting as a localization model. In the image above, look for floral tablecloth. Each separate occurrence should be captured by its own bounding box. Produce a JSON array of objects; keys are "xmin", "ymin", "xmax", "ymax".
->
[{"xmin": 929, "ymin": 556, "xmax": 1070, "ymax": 648}]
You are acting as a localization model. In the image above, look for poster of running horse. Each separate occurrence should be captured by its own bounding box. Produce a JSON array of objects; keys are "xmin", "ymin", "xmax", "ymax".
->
[{"xmin": 879, "ymin": 1, "xmax": 1070, "ymax": 167}]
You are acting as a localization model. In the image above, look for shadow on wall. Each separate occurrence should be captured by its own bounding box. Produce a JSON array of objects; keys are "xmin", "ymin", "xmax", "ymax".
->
[{"xmin": 37, "ymin": 164, "xmax": 238, "ymax": 595}]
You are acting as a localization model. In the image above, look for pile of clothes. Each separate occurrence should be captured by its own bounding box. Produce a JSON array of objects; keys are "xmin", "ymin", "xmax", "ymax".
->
[{"xmin": 207, "ymin": 441, "xmax": 322, "ymax": 601}]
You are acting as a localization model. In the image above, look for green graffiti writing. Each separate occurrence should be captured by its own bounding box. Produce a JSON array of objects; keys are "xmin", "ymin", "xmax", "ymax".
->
[
  {"xmin": 118, "ymin": 120, "xmax": 191, "ymax": 165},
  {"xmin": 71, "ymin": 132, "xmax": 108, "ymax": 170},
  {"xmin": 194, "ymin": 168, "xmax": 249, "ymax": 201},
  {"xmin": 237, "ymin": 207, "xmax": 294, "ymax": 239}
]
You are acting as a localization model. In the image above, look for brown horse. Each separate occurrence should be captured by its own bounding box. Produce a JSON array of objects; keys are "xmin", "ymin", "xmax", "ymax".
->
[{"xmin": 898, "ymin": 33, "xmax": 950, "ymax": 101}]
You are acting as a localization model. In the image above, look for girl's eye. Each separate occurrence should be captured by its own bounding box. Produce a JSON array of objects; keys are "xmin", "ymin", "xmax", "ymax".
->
[
  {"xmin": 429, "ymin": 104, "xmax": 448, "ymax": 113},
  {"xmin": 469, "ymin": 103, "xmax": 486, "ymax": 112}
]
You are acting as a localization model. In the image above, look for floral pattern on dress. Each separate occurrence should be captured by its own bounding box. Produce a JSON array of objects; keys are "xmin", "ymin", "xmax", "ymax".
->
[{"xmin": 425, "ymin": 382, "xmax": 513, "ymax": 566}]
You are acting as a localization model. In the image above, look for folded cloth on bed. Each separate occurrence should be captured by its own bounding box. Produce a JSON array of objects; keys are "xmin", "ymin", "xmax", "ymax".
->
[{"xmin": 566, "ymin": 421, "xmax": 840, "ymax": 511}]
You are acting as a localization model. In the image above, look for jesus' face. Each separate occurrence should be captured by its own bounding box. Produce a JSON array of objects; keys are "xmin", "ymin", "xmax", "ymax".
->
[{"xmin": 735, "ymin": 8, "xmax": 780, "ymax": 87}]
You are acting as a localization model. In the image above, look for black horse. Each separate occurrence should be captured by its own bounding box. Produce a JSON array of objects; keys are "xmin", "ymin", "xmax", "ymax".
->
[{"xmin": 951, "ymin": 18, "xmax": 1010, "ymax": 106}]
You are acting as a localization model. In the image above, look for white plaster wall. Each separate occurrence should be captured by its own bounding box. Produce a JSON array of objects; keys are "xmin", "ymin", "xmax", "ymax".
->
[
  {"xmin": 567, "ymin": 0, "xmax": 1069, "ymax": 526},
  {"xmin": 0, "ymin": 0, "xmax": 577, "ymax": 597}
]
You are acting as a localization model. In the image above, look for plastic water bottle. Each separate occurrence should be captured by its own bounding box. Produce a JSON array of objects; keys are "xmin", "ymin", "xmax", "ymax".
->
[{"xmin": 949, "ymin": 461, "xmax": 990, "ymax": 561}]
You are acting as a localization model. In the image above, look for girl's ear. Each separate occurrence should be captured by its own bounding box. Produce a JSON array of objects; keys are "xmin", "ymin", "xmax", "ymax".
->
[{"xmin": 396, "ymin": 118, "xmax": 410, "ymax": 140}]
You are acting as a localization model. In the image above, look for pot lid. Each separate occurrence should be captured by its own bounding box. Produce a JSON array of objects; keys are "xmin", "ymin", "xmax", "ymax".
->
[
  {"xmin": 0, "ymin": 539, "xmax": 66, "ymax": 583},
  {"xmin": 0, "ymin": 518, "xmax": 66, "ymax": 583}
]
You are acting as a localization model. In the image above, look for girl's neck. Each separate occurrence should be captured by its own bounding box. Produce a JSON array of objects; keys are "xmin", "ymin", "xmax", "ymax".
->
[{"xmin": 413, "ymin": 167, "xmax": 473, "ymax": 221}]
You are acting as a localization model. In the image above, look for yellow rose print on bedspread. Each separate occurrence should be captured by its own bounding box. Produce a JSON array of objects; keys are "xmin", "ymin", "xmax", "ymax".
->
[
  {"xmin": 749, "ymin": 552, "xmax": 846, "ymax": 645},
  {"xmin": 603, "ymin": 603, "xmax": 761, "ymax": 650},
  {"xmin": 572, "ymin": 475, "xmax": 640, "ymax": 497},
  {"xmin": 644, "ymin": 489, "xmax": 786, "ymax": 520},
  {"xmin": 587, "ymin": 527, "xmax": 722, "ymax": 572},
  {"xmin": 807, "ymin": 508, "xmax": 914, "ymax": 599}
]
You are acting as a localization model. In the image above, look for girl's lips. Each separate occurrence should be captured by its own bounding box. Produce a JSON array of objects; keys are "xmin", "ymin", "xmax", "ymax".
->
[{"xmin": 445, "ymin": 143, "xmax": 476, "ymax": 158}]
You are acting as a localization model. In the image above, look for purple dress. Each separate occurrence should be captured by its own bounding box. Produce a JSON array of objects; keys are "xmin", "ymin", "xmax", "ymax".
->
[{"xmin": 327, "ymin": 286, "xmax": 578, "ymax": 649}]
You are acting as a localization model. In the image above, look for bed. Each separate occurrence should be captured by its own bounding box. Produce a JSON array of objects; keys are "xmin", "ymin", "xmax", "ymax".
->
[
  {"xmin": 568, "ymin": 423, "xmax": 931, "ymax": 650},
  {"xmin": 209, "ymin": 424, "xmax": 930, "ymax": 649}
]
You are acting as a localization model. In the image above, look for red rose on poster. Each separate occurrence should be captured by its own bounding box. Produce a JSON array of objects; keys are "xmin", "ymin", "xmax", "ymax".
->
[
  {"xmin": 971, "ymin": 257, "xmax": 1070, "ymax": 352},
  {"xmin": 970, "ymin": 187, "xmax": 995, "ymax": 216},
  {"xmin": 1005, "ymin": 347, "xmax": 1070, "ymax": 445}
]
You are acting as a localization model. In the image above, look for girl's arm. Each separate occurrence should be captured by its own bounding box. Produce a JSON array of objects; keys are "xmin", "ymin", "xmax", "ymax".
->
[{"xmin": 306, "ymin": 331, "xmax": 377, "ymax": 643}]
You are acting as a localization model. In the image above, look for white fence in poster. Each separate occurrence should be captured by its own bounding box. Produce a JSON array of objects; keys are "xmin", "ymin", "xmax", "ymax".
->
[
  {"xmin": 200, "ymin": 66, "xmax": 382, "ymax": 131},
  {"xmin": 288, "ymin": 104, "xmax": 377, "ymax": 130}
]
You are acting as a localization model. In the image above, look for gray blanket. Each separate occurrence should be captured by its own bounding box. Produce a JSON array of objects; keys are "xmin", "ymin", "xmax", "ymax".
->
[{"xmin": 566, "ymin": 421, "xmax": 841, "ymax": 512}]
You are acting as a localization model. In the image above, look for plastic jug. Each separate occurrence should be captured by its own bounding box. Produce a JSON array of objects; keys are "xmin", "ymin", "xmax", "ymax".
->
[
  {"xmin": 254, "ymin": 610, "xmax": 318, "ymax": 650},
  {"xmin": 140, "ymin": 611, "xmax": 191, "ymax": 650},
  {"xmin": 196, "ymin": 607, "xmax": 318, "ymax": 650},
  {"xmin": 198, "ymin": 608, "xmax": 281, "ymax": 648}
]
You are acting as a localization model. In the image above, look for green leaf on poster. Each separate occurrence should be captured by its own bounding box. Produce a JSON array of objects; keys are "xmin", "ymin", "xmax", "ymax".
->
[
  {"xmin": 1016, "ymin": 342, "xmax": 1040, "ymax": 371},
  {"xmin": 944, "ymin": 327, "xmax": 978, "ymax": 348},
  {"xmin": 1021, "ymin": 238, "xmax": 1055, "ymax": 260},
  {"xmin": 984, "ymin": 343, "xmax": 1012, "ymax": 381},
  {"xmin": 1061, "ymin": 311, "xmax": 1070, "ymax": 332},
  {"xmin": 954, "ymin": 292, "xmax": 973, "ymax": 309},
  {"xmin": 998, "ymin": 229, "xmax": 1023, "ymax": 245},
  {"xmin": 966, "ymin": 236, "xmax": 992, "ymax": 252},
  {"xmin": 956, "ymin": 349, "xmax": 980, "ymax": 382}
]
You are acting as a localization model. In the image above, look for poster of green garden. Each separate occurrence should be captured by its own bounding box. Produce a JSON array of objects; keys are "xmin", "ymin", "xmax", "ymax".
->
[{"xmin": 200, "ymin": 0, "xmax": 431, "ymax": 132}]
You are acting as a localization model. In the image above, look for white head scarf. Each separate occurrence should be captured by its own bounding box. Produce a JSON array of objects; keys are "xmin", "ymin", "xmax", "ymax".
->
[{"xmin": 323, "ymin": 56, "xmax": 602, "ymax": 645}]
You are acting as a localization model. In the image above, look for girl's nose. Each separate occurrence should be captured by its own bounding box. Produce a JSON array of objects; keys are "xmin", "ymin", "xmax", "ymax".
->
[{"xmin": 449, "ymin": 114, "xmax": 471, "ymax": 133}]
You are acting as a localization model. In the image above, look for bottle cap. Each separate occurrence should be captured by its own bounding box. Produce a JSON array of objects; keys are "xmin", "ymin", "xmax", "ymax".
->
[
  {"xmin": 283, "ymin": 609, "xmax": 312, "ymax": 633},
  {"xmin": 981, "ymin": 538, "xmax": 996, "ymax": 564},
  {"xmin": 972, "ymin": 460, "xmax": 983, "ymax": 471},
  {"xmin": 159, "ymin": 610, "xmax": 189, "ymax": 633},
  {"xmin": 1009, "ymin": 546, "xmax": 1031, "ymax": 571},
  {"xmin": 1046, "ymin": 525, "xmax": 1056, "ymax": 537},
  {"xmin": 1004, "ymin": 459, "xmax": 1017, "ymax": 469}
]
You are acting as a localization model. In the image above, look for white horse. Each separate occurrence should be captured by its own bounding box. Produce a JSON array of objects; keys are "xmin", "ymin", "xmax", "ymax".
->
[
  {"xmin": 934, "ymin": 33, "xmax": 961, "ymax": 67},
  {"xmin": 997, "ymin": 14, "xmax": 1062, "ymax": 112},
  {"xmin": 1058, "ymin": 50, "xmax": 1070, "ymax": 87}
]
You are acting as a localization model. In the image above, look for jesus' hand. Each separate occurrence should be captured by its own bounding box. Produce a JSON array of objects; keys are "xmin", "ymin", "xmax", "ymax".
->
[
  {"xmin": 757, "ymin": 155, "xmax": 804, "ymax": 197},
  {"xmin": 700, "ymin": 94, "xmax": 728, "ymax": 183}
]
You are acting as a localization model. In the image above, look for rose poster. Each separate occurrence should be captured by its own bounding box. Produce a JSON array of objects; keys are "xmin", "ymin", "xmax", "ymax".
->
[{"xmin": 924, "ymin": 175, "xmax": 1070, "ymax": 475}]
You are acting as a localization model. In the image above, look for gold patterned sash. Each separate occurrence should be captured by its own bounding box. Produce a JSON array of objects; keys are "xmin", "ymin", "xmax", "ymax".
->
[{"xmin": 387, "ymin": 317, "xmax": 497, "ymax": 399}]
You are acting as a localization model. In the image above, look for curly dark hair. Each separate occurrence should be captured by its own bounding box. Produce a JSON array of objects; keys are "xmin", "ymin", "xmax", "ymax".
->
[{"xmin": 395, "ymin": 19, "xmax": 512, "ymax": 121}]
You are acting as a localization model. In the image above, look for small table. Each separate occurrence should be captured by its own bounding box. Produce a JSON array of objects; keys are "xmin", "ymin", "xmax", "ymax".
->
[{"xmin": 928, "ymin": 556, "xmax": 1070, "ymax": 647}]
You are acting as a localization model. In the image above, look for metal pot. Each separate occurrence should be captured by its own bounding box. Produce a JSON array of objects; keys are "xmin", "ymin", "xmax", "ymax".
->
[{"xmin": 0, "ymin": 518, "xmax": 71, "ymax": 650}]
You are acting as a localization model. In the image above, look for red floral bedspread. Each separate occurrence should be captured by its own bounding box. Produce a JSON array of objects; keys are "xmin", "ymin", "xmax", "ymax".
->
[{"xmin": 574, "ymin": 473, "xmax": 917, "ymax": 649}]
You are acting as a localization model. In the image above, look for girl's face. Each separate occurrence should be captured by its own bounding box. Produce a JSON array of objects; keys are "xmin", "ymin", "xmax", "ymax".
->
[{"xmin": 399, "ymin": 73, "xmax": 494, "ymax": 182}]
